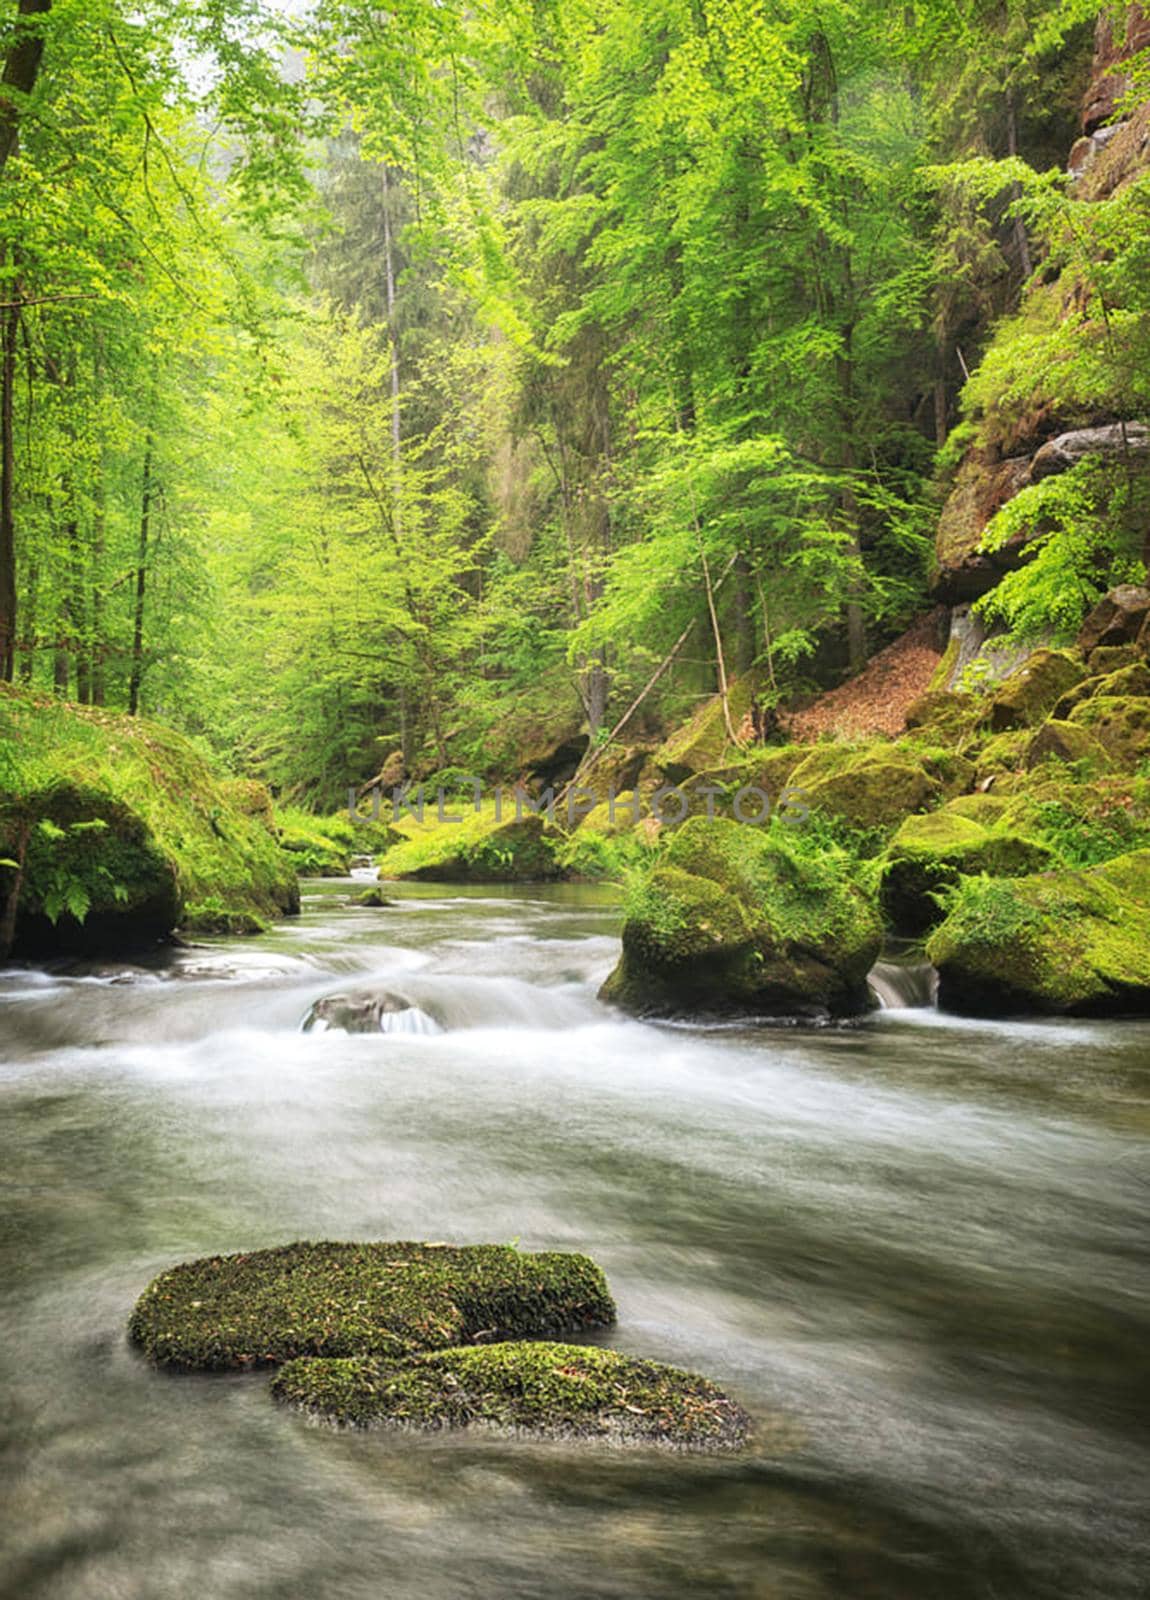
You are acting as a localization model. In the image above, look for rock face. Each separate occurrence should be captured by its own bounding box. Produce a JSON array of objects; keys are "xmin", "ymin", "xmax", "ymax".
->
[
  {"xmin": 1030, "ymin": 423, "xmax": 1150, "ymax": 482},
  {"xmin": 270, "ymin": 1342, "xmax": 753, "ymax": 1450},
  {"xmin": 128, "ymin": 1242, "xmax": 616, "ymax": 1371},
  {"xmin": 600, "ymin": 816, "xmax": 882, "ymax": 1018},
  {"xmin": 1076, "ymin": 585, "xmax": 1150, "ymax": 653},
  {"xmin": 879, "ymin": 810, "xmax": 1054, "ymax": 936},
  {"xmin": 1082, "ymin": 2, "xmax": 1150, "ymax": 134},
  {"xmin": 928, "ymin": 850, "xmax": 1150, "ymax": 1016}
]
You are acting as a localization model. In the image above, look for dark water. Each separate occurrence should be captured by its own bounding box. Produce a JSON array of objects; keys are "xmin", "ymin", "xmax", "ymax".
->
[{"xmin": 1, "ymin": 878, "xmax": 1148, "ymax": 1600}]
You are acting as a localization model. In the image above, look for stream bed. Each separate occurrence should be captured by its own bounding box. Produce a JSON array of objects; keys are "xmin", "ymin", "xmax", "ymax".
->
[{"xmin": 1, "ymin": 879, "xmax": 1148, "ymax": 1599}]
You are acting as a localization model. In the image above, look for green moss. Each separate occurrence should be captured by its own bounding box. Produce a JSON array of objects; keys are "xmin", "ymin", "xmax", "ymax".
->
[
  {"xmin": 377, "ymin": 806, "xmax": 562, "ymax": 883},
  {"xmin": 1067, "ymin": 696, "xmax": 1150, "ymax": 768},
  {"xmin": 904, "ymin": 691, "xmax": 979, "ymax": 738},
  {"xmin": 879, "ymin": 809, "xmax": 1054, "ymax": 935},
  {"xmin": 653, "ymin": 676, "xmax": 758, "ymax": 780},
  {"xmin": 927, "ymin": 851, "xmax": 1150, "ymax": 1016},
  {"xmin": 601, "ymin": 817, "xmax": 881, "ymax": 1018},
  {"xmin": 1054, "ymin": 663, "xmax": 1150, "ymax": 720},
  {"xmin": 945, "ymin": 793, "xmax": 1011, "ymax": 825},
  {"xmin": 271, "ymin": 1341, "xmax": 752, "ymax": 1451},
  {"xmin": 984, "ymin": 650, "xmax": 1086, "ymax": 732},
  {"xmin": 997, "ymin": 777, "xmax": 1150, "ymax": 868},
  {"xmin": 128, "ymin": 1242, "xmax": 616, "ymax": 1372},
  {"xmin": 0, "ymin": 687, "xmax": 298, "ymax": 955},
  {"xmin": 929, "ymin": 635, "xmax": 961, "ymax": 692},
  {"xmin": 797, "ymin": 749, "xmax": 943, "ymax": 832},
  {"xmin": 1025, "ymin": 719, "xmax": 1112, "ymax": 772}
]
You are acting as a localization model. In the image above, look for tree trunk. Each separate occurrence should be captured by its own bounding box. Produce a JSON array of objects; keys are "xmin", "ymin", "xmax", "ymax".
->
[
  {"xmin": 1004, "ymin": 88, "xmax": 1033, "ymax": 279},
  {"xmin": 128, "ymin": 434, "xmax": 154, "ymax": 716},
  {"xmin": 18, "ymin": 554, "xmax": 34, "ymax": 682},
  {"xmin": 0, "ymin": 1, "xmax": 51, "ymax": 179},
  {"xmin": 90, "ymin": 459, "xmax": 106, "ymax": 705},
  {"xmin": 0, "ymin": 290, "xmax": 16, "ymax": 681},
  {"xmin": 0, "ymin": 818, "xmax": 29, "ymax": 962},
  {"xmin": 381, "ymin": 164, "xmax": 402, "ymax": 537}
]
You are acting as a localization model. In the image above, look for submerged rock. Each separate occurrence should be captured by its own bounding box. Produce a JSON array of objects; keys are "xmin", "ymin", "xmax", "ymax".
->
[
  {"xmin": 303, "ymin": 989, "xmax": 440, "ymax": 1035},
  {"xmin": 601, "ymin": 816, "xmax": 881, "ymax": 1018},
  {"xmin": 128, "ymin": 1242, "xmax": 616, "ymax": 1371},
  {"xmin": 270, "ymin": 1341, "xmax": 752, "ymax": 1451},
  {"xmin": 927, "ymin": 849, "xmax": 1150, "ymax": 1016}
]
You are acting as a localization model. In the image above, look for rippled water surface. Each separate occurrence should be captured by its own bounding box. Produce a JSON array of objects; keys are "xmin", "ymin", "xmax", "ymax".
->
[{"xmin": 1, "ymin": 879, "xmax": 1148, "ymax": 1599}]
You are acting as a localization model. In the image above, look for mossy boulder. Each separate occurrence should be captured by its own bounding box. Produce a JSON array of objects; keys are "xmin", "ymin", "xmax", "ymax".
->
[
  {"xmin": 984, "ymin": 649, "xmax": 1086, "ymax": 732},
  {"xmin": 879, "ymin": 810, "xmax": 1055, "ymax": 935},
  {"xmin": 1053, "ymin": 663, "xmax": 1150, "ymax": 720},
  {"xmin": 278, "ymin": 820, "xmax": 352, "ymax": 877},
  {"xmin": 0, "ymin": 687, "xmax": 298, "ymax": 956},
  {"xmin": 972, "ymin": 728, "xmax": 1031, "ymax": 783},
  {"xmin": 1086, "ymin": 645, "xmax": 1139, "ymax": 675},
  {"xmin": 128, "ymin": 1242, "xmax": 615, "ymax": 1371},
  {"xmin": 1025, "ymin": 719, "xmax": 1112, "ymax": 771},
  {"xmin": 903, "ymin": 691, "xmax": 980, "ymax": 739},
  {"xmin": 927, "ymin": 850, "xmax": 1150, "ymax": 1016},
  {"xmin": 794, "ymin": 748, "xmax": 943, "ymax": 832},
  {"xmin": 1066, "ymin": 696, "xmax": 1150, "ymax": 769},
  {"xmin": 653, "ymin": 676, "xmax": 758, "ymax": 781},
  {"xmin": 945, "ymin": 792, "xmax": 1011, "ymax": 825},
  {"xmin": 378, "ymin": 808, "xmax": 561, "ymax": 882},
  {"xmin": 601, "ymin": 816, "xmax": 882, "ymax": 1018},
  {"xmin": 271, "ymin": 1342, "xmax": 752, "ymax": 1451}
]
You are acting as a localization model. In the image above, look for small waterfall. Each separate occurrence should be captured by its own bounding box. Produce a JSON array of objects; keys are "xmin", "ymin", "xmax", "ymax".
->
[
  {"xmin": 302, "ymin": 989, "xmax": 443, "ymax": 1036},
  {"xmin": 868, "ymin": 955, "xmax": 938, "ymax": 1011}
]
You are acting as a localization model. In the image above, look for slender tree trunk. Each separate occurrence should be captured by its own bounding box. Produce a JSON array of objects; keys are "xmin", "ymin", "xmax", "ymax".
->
[
  {"xmin": 0, "ymin": 818, "xmax": 29, "ymax": 962},
  {"xmin": 70, "ymin": 516, "xmax": 89, "ymax": 703},
  {"xmin": 0, "ymin": 290, "xmax": 16, "ymax": 681},
  {"xmin": 90, "ymin": 459, "xmax": 106, "ymax": 705},
  {"xmin": 0, "ymin": 1, "xmax": 51, "ymax": 179},
  {"xmin": 837, "ymin": 336, "xmax": 867, "ymax": 673},
  {"xmin": 1005, "ymin": 89, "xmax": 1033, "ymax": 279},
  {"xmin": 18, "ymin": 554, "xmax": 34, "ymax": 682},
  {"xmin": 128, "ymin": 434, "xmax": 154, "ymax": 716},
  {"xmin": 381, "ymin": 164, "xmax": 402, "ymax": 537}
]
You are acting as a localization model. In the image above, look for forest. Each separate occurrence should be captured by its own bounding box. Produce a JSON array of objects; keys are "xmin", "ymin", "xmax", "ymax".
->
[
  {"xmin": 2, "ymin": 6, "xmax": 1150, "ymax": 1598},
  {"xmin": 0, "ymin": 0, "xmax": 1143, "ymax": 794}
]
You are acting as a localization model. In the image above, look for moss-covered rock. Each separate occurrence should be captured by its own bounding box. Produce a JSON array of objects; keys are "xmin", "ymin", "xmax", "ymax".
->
[
  {"xmin": 879, "ymin": 810, "xmax": 1055, "ymax": 935},
  {"xmin": 0, "ymin": 687, "xmax": 298, "ymax": 956},
  {"xmin": 984, "ymin": 649, "xmax": 1086, "ymax": 732},
  {"xmin": 278, "ymin": 820, "xmax": 352, "ymax": 877},
  {"xmin": 903, "ymin": 691, "xmax": 980, "ymax": 739},
  {"xmin": 601, "ymin": 816, "xmax": 882, "ymax": 1018},
  {"xmin": 378, "ymin": 808, "xmax": 561, "ymax": 882},
  {"xmin": 128, "ymin": 1242, "xmax": 615, "ymax": 1371},
  {"xmin": 972, "ymin": 728, "xmax": 1032, "ymax": 784},
  {"xmin": 271, "ymin": 1342, "xmax": 752, "ymax": 1451},
  {"xmin": 1086, "ymin": 644, "xmax": 1139, "ymax": 675},
  {"xmin": 1066, "ymin": 696, "xmax": 1150, "ymax": 768},
  {"xmin": 945, "ymin": 792, "xmax": 1011, "ymax": 825},
  {"xmin": 927, "ymin": 850, "xmax": 1150, "ymax": 1016},
  {"xmin": 1025, "ymin": 719, "xmax": 1112, "ymax": 771},
  {"xmin": 1053, "ymin": 663, "xmax": 1150, "ymax": 720},
  {"xmin": 653, "ymin": 676, "xmax": 758, "ymax": 781},
  {"xmin": 795, "ymin": 749, "xmax": 943, "ymax": 832}
]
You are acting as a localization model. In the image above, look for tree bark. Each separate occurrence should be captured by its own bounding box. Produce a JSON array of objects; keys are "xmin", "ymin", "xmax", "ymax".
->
[
  {"xmin": 0, "ymin": 289, "xmax": 16, "ymax": 681},
  {"xmin": 0, "ymin": 1, "xmax": 51, "ymax": 179},
  {"xmin": 128, "ymin": 434, "xmax": 154, "ymax": 716}
]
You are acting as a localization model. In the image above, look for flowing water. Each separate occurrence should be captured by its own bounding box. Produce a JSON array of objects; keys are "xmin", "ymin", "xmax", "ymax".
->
[{"xmin": 1, "ymin": 878, "xmax": 1148, "ymax": 1600}]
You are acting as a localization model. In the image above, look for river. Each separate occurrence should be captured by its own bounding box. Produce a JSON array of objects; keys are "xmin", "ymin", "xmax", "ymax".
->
[{"xmin": 1, "ymin": 878, "xmax": 1147, "ymax": 1599}]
